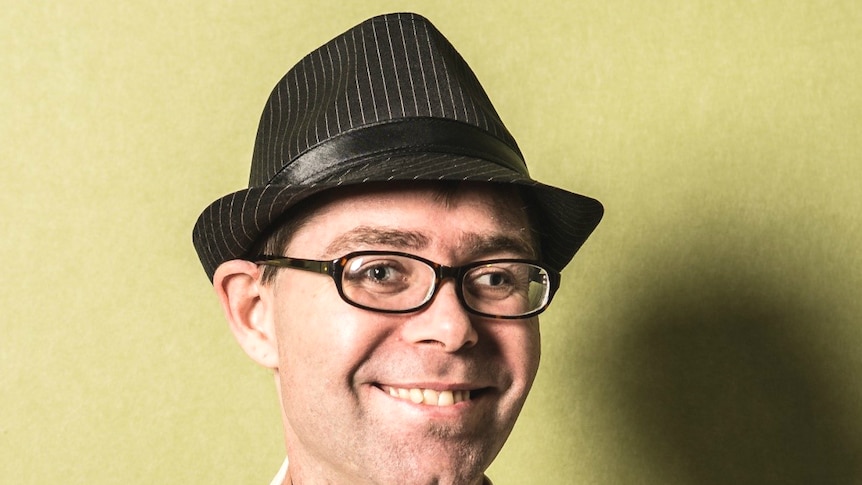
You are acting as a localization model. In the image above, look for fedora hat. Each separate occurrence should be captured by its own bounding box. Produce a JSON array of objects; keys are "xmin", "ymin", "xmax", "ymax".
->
[{"xmin": 193, "ymin": 12, "xmax": 603, "ymax": 281}]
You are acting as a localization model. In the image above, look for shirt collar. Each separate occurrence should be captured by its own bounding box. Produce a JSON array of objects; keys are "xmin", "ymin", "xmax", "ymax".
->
[
  {"xmin": 270, "ymin": 457, "xmax": 493, "ymax": 484},
  {"xmin": 269, "ymin": 457, "xmax": 289, "ymax": 485}
]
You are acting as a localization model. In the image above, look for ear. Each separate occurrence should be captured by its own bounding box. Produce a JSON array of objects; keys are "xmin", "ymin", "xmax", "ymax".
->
[{"xmin": 213, "ymin": 260, "xmax": 279, "ymax": 369}]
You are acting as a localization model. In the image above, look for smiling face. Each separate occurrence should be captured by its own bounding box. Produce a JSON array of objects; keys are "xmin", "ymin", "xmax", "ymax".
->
[{"xmin": 256, "ymin": 183, "xmax": 541, "ymax": 484}]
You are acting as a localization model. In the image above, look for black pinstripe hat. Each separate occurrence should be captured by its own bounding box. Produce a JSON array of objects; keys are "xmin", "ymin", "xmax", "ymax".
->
[{"xmin": 192, "ymin": 12, "xmax": 603, "ymax": 281}]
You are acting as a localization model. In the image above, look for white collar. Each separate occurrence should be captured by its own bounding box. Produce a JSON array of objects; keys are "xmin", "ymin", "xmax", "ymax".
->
[
  {"xmin": 269, "ymin": 456, "xmax": 492, "ymax": 484},
  {"xmin": 269, "ymin": 457, "xmax": 289, "ymax": 485}
]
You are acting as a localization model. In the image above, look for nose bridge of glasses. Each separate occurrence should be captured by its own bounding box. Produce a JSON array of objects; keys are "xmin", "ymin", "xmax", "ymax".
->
[
  {"xmin": 418, "ymin": 262, "xmax": 459, "ymax": 302},
  {"xmin": 434, "ymin": 264, "xmax": 462, "ymax": 282}
]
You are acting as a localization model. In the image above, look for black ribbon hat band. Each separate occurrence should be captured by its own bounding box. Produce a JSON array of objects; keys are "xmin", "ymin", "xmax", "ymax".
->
[{"xmin": 272, "ymin": 118, "xmax": 529, "ymax": 186}]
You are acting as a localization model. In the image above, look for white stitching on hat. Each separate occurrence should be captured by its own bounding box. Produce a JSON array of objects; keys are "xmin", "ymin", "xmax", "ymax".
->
[
  {"xmin": 371, "ymin": 20, "xmax": 392, "ymax": 119},
  {"xmin": 423, "ymin": 21, "xmax": 446, "ymax": 116},
  {"xmin": 227, "ymin": 193, "xmax": 244, "ymax": 250},
  {"xmin": 361, "ymin": 24, "xmax": 379, "ymax": 122},
  {"xmin": 413, "ymin": 20, "xmax": 432, "ymax": 115},
  {"xmin": 239, "ymin": 189, "xmax": 252, "ymax": 243},
  {"xmin": 385, "ymin": 19, "xmax": 406, "ymax": 117},
  {"xmin": 399, "ymin": 19, "xmax": 419, "ymax": 114},
  {"xmin": 351, "ymin": 28, "xmax": 367, "ymax": 125}
]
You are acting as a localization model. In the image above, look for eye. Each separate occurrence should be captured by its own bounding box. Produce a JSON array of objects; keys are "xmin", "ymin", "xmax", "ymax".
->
[
  {"xmin": 464, "ymin": 262, "xmax": 537, "ymax": 301},
  {"xmin": 343, "ymin": 256, "xmax": 412, "ymax": 294},
  {"xmin": 465, "ymin": 266, "xmax": 518, "ymax": 300},
  {"xmin": 473, "ymin": 270, "xmax": 513, "ymax": 288},
  {"xmin": 364, "ymin": 264, "xmax": 399, "ymax": 283}
]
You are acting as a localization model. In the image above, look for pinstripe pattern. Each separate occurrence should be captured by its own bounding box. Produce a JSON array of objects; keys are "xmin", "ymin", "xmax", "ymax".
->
[
  {"xmin": 250, "ymin": 12, "xmax": 518, "ymax": 186},
  {"xmin": 193, "ymin": 12, "xmax": 603, "ymax": 281}
]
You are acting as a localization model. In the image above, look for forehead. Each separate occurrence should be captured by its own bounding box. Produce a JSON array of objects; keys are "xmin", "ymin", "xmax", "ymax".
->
[{"xmin": 286, "ymin": 182, "xmax": 535, "ymax": 258}]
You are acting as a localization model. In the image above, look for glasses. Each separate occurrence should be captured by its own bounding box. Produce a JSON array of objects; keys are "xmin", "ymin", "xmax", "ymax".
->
[{"xmin": 252, "ymin": 251, "xmax": 561, "ymax": 319}]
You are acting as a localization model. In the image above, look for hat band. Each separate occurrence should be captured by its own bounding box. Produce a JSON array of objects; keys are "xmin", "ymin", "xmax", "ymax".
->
[{"xmin": 266, "ymin": 118, "xmax": 528, "ymax": 186}]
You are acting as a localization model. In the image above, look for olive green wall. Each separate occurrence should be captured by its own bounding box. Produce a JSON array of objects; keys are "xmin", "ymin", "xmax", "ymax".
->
[{"xmin": 3, "ymin": 1, "xmax": 860, "ymax": 483}]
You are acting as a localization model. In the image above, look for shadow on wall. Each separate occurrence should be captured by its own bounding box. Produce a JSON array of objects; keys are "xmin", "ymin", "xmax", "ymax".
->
[{"xmin": 600, "ymin": 226, "xmax": 862, "ymax": 485}]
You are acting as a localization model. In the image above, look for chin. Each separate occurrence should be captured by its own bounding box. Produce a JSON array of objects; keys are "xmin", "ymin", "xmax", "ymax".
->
[{"xmin": 373, "ymin": 437, "xmax": 499, "ymax": 485}]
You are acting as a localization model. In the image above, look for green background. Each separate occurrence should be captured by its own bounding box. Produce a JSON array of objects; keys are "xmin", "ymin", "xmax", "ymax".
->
[{"xmin": 3, "ymin": 1, "xmax": 860, "ymax": 483}]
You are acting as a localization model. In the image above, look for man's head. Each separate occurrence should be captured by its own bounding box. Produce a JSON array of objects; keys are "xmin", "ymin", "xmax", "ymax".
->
[
  {"xmin": 214, "ymin": 181, "xmax": 542, "ymax": 483},
  {"xmin": 192, "ymin": 12, "xmax": 602, "ymax": 485}
]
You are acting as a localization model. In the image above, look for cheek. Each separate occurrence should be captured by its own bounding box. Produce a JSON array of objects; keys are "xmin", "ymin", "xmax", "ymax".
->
[
  {"xmin": 271, "ymin": 278, "xmax": 342, "ymax": 379},
  {"xmin": 272, "ymin": 279, "xmax": 390, "ymax": 386},
  {"xmin": 520, "ymin": 323, "xmax": 542, "ymax": 379},
  {"xmin": 490, "ymin": 319, "xmax": 542, "ymax": 384}
]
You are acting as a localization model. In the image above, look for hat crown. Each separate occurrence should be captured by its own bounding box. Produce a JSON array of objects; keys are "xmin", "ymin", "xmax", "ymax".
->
[{"xmin": 249, "ymin": 12, "xmax": 522, "ymax": 187}]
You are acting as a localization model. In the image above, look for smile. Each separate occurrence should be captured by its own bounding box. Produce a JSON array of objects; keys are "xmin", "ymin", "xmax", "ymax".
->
[{"xmin": 381, "ymin": 386, "xmax": 472, "ymax": 406}]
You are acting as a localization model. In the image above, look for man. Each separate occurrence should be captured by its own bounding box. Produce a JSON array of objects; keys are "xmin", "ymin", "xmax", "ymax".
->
[{"xmin": 192, "ymin": 12, "xmax": 602, "ymax": 485}]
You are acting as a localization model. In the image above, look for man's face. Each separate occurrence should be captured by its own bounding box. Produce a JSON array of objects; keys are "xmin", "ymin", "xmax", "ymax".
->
[{"xmin": 266, "ymin": 183, "xmax": 541, "ymax": 485}]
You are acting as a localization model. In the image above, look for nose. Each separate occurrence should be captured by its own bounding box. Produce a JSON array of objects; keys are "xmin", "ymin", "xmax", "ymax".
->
[{"xmin": 401, "ymin": 280, "xmax": 478, "ymax": 352}]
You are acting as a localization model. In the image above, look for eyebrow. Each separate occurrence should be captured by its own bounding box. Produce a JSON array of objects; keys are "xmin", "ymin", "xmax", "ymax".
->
[
  {"xmin": 325, "ymin": 225, "xmax": 537, "ymax": 260},
  {"xmin": 461, "ymin": 232, "xmax": 537, "ymax": 260},
  {"xmin": 326, "ymin": 226, "xmax": 430, "ymax": 255}
]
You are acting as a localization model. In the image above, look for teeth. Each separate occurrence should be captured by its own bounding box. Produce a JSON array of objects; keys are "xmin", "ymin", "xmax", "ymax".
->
[
  {"xmin": 383, "ymin": 386, "xmax": 471, "ymax": 406},
  {"xmin": 437, "ymin": 390, "xmax": 454, "ymax": 406}
]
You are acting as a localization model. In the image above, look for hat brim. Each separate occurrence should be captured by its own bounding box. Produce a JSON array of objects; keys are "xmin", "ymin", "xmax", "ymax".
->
[{"xmin": 193, "ymin": 152, "xmax": 602, "ymax": 281}]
